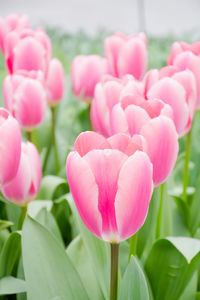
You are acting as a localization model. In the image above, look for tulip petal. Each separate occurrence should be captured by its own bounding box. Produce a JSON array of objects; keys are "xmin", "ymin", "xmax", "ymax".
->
[
  {"xmin": 125, "ymin": 105, "xmax": 151, "ymax": 136},
  {"xmin": 115, "ymin": 151, "xmax": 153, "ymax": 241},
  {"xmin": 66, "ymin": 152, "xmax": 102, "ymax": 238},
  {"xmin": 140, "ymin": 116, "xmax": 179, "ymax": 185},
  {"xmin": 84, "ymin": 149, "xmax": 127, "ymax": 241}
]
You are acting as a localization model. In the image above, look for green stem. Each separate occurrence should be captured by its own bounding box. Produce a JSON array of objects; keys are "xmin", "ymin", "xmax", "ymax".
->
[
  {"xmin": 17, "ymin": 206, "xmax": 27, "ymax": 230},
  {"xmin": 156, "ymin": 183, "xmax": 165, "ymax": 239},
  {"xmin": 182, "ymin": 129, "xmax": 192, "ymax": 202},
  {"xmin": 26, "ymin": 131, "xmax": 32, "ymax": 142},
  {"xmin": 51, "ymin": 106, "xmax": 60, "ymax": 173},
  {"xmin": 110, "ymin": 243, "xmax": 119, "ymax": 300},
  {"xmin": 128, "ymin": 233, "xmax": 137, "ymax": 261}
]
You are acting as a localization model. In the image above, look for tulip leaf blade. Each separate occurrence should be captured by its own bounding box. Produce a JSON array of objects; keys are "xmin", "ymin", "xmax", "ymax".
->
[
  {"xmin": 119, "ymin": 256, "xmax": 150, "ymax": 300},
  {"xmin": 145, "ymin": 237, "xmax": 200, "ymax": 300},
  {"xmin": 0, "ymin": 276, "xmax": 26, "ymax": 295},
  {"xmin": 22, "ymin": 216, "xmax": 89, "ymax": 300}
]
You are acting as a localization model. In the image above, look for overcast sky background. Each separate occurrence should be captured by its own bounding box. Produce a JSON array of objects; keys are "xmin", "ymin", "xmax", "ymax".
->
[{"xmin": 0, "ymin": 0, "xmax": 200, "ymax": 37}]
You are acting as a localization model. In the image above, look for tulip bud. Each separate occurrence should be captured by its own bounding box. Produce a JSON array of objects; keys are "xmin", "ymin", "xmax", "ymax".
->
[
  {"xmin": 71, "ymin": 55, "xmax": 107, "ymax": 102},
  {"xmin": 0, "ymin": 14, "xmax": 29, "ymax": 54},
  {"xmin": 104, "ymin": 32, "xmax": 147, "ymax": 80},
  {"xmin": 2, "ymin": 142, "xmax": 42, "ymax": 206},
  {"xmin": 0, "ymin": 108, "xmax": 21, "ymax": 187},
  {"xmin": 3, "ymin": 72, "xmax": 46, "ymax": 131},
  {"xmin": 67, "ymin": 131, "xmax": 153, "ymax": 242},
  {"xmin": 5, "ymin": 28, "xmax": 52, "ymax": 75},
  {"xmin": 46, "ymin": 58, "xmax": 65, "ymax": 106}
]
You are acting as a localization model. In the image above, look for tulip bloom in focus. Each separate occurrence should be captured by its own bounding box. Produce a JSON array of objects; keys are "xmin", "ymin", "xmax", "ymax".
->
[
  {"xmin": 2, "ymin": 142, "xmax": 42, "ymax": 206},
  {"xmin": 0, "ymin": 108, "xmax": 21, "ymax": 187},
  {"xmin": 46, "ymin": 58, "xmax": 65, "ymax": 106},
  {"xmin": 104, "ymin": 32, "xmax": 147, "ymax": 80},
  {"xmin": 3, "ymin": 72, "xmax": 46, "ymax": 131},
  {"xmin": 71, "ymin": 55, "xmax": 107, "ymax": 102},
  {"xmin": 0, "ymin": 14, "xmax": 29, "ymax": 54},
  {"xmin": 5, "ymin": 28, "xmax": 52, "ymax": 75},
  {"xmin": 67, "ymin": 131, "xmax": 153, "ymax": 242}
]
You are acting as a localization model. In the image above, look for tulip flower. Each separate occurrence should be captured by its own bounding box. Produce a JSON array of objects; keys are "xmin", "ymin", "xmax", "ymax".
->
[
  {"xmin": 2, "ymin": 141, "xmax": 42, "ymax": 206},
  {"xmin": 104, "ymin": 32, "xmax": 147, "ymax": 80},
  {"xmin": 144, "ymin": 66, "xmax": 197, "ymax": 135},
  {"xmin": 91, "ymin": 75, "xmax": 142, "ymax": 136},
  {"xmin": 71, "ymin": 55, "xmax": 107, "ymax": 102},
  {"xmin": 67, "ymin": 131, "xmax": 153, "ymax": 242},
  {"xmin": 168, "ymin": 42, "xmax": 200, "ymax": 107},
  {"xmin": 3, "ymin": 72, "xmax": 46, "ymax": 131},
  {"xmin": 0, "ymin": 108, "xmax": 21, "ymax": 187},
  {"xmin": 0, "ymin": 14, "xmax": 29, "ymax": 54},
  {"xmin": 5, "ymin": 28, "xmax": 52, "ymax": 75},
  {"xmin": 46, "ymin": 58, "xmax": 65, "ymax": 106}
]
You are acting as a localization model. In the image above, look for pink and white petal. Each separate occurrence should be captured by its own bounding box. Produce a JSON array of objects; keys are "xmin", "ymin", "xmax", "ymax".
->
[
  {"xmin": 84, "ymin": 149, "xmax": 127, "ymax": 241},
  {"xmin": 66, "ymin": 152, "xmax": 102, "ymax": 238},
  {"xmin": 147, "ymin": 77, "xmax": 189, "ymax": 135},
  {"xmin": 125, "ymin": 105, "xmax": 151, "ymax": 136},
  {"xmin": 115, "ymin": 151, "xmax": 153, "ymax": 241},
  {"xmin": 140, "ymin": 116, "xmax": 179, "ymax": 185},
  {"xmin": 74, "ymin": 131, "xmax": 110, "ymax": 156},
  {"xmin": 110, "ymin": 104, "xmax": 128, "ymax": 135}
]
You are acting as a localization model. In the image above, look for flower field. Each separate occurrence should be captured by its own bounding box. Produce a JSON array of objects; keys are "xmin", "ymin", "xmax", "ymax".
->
[{"xmin": 0, "ymin": 14, "xmax": 200, "ymax": 300}]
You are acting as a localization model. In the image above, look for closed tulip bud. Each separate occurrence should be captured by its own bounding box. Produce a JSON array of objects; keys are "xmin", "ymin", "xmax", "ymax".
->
[
  {"xmin": 2, "ymin": 142, "xmax": 42, "ymax": 206},
  {"xmin": 3, "ymin": 72, "xmax": 46, "ymax": 131},
  {"xmin": 46, "ymin": 58, "xmax": 65, "ymax": 106},
  {"xmin": 66, "ymin": 131, "xmax": 153, "ymax": 242},
  {"xmin": 104, "ymin": 32, "xmax": 147, "ymax": 80},
  {"xmin": 5, "ymin": 28, "xmax": 52, "ymax": 75},
  {"xmin": 0, "ymin": 14, "xmax": 29, "ymax": 54},
  {"xmin": 0, "ymin": 108, "xmax": 21, "ymax": 187},
  {"xmin": 71, "ymin": 55, "xmax": 107, "ymax": 102}
]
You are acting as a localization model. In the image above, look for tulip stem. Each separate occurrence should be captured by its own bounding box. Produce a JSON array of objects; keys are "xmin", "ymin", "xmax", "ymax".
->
[
  {"xmin": 110, "ymin": 243, "xmax": 119, "ymax": 300},
  {"xmin": 27, "ymin": 131, "xmax": 32, "ymax": 142},
  {"xmin": 128, "ymin": 233, "xmax": 138, "ymax": 261},
  {"xmin": 51, "ymin": 106, "xmax": 60, "ymax": 173},
  {"xmin": 17, "ymin": 206, "xmax": 27, "ymax": 230},
  {"xmin": 182, "ymin": 129, "xmax": 192, "ymax": 202},
  {"xmin": 156, "ymin": 183, "xmax": 165, "ymax": 239}
]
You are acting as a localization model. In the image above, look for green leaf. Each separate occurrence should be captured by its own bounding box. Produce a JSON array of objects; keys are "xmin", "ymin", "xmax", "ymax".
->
[
  {"xmin": 37, "ymin": 175, "xmax": 68, "ymax": 200},
  {"xmin": 145, "ymin": 237, "xmax": 200, "ymax": 300},
  {"xmin": 36, "ymin": 207, "xmax": 63, "ymax": 245},
  {"xmin": 68, "ymin": 195, "xmax": 110, "ymax": 299},
  {"xmin": 0, "ymin": 220, "xmax": 13, "ymax": 232},
  {"xmin": 22, "ymin": 216, "xmax": 89, "ymax": 300},
  {"xmin": 189, "ymin": 175, "xmax": 200, "ymax": 235},
  {"xmin": 0, "ymin": 231, "xmax": 21, "ymax": 278},
  {"xmin": 0, "ymin": 276, "xmax": 26, "ymax": 295},
  {"xmin": 67, "ymin": 236, "xmax": 104, "ymax": 300},
  {"xmin": 6, "ymin": 202, "xmax": 21, "ymax": 231},
  {"xmin": 119, "ymin": 256, "xmax": 150, "ymax": 300}
]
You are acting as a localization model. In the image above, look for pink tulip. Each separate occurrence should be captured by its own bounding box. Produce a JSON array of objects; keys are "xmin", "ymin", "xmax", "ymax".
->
[
  {"xmin": 91, "ymin": 75, "xmax": 142, "ymax": 136},
  {"xmin": 46, "ymin": 58, "xmax": 65, "ymax": 106},
  {"xmin": 66, "ymin": 131, "xmax": 153, "ymax": 242},
  {"xmin": 104, "ymin": 32, "xmax": 147, "ymax": 80},
  {"xmin": 3, "ymin": 72, "xmax": 46, "ymax": 131},
  {"xmin": 0, "ymin": 14, "xmax": 29, "ymax": 54},
  {"xmin": 0, "ymin": 108, "xmax": 21, "ymax": 187},
  {"xmin": 109, "ymin": 100, "xmax": 178, "ymax": 185},
  {"xmin": 5, "ymin": 28, "xmax": 52, "ymax": 75},
  {"xmin": 71, "ymin": 55, "xmax": 107, "ymax": 102},
  {"xmin": 168, "ymin": 42, "xmax": 200, "ymax": 107},
  {"xmin": 2, "ymin": 142, "xmax": 42, "ymax": 206},
  {"xmin": 144, "ymin": 67, "xmax": 196, "ymax": 135}
]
